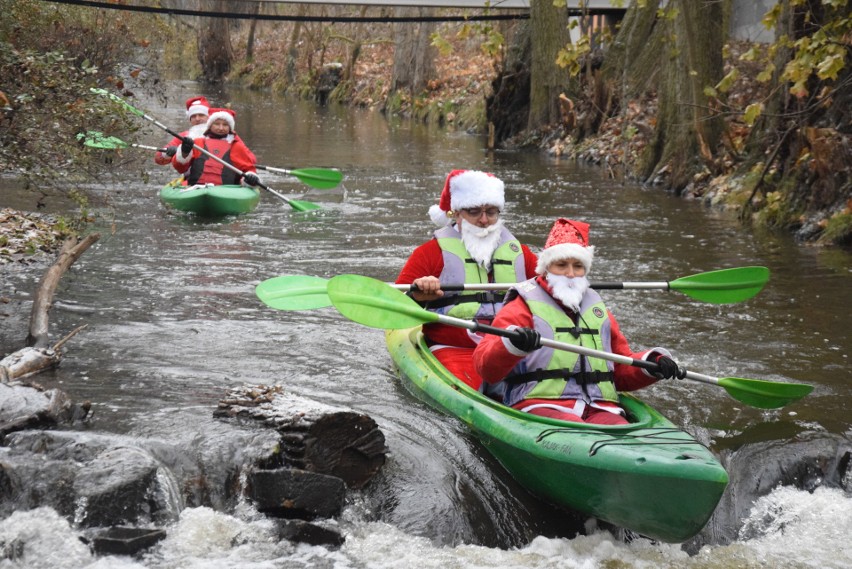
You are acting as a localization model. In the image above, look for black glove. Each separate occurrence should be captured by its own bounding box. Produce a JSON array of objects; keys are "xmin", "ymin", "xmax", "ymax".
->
[
  {"xmin": 180, "ymin": 136, "xmax": 194, "ymax": 156},
  {"xmin": 654, "ymin": 355, "xmax": 686, "ymax": 380},
  {"xmin": 243, "ymin": 172, "xmax": 260, "ymax": 186},
  {"xmin": 164, "ymin": 146, "xmax": 178, "ymax": 157},
  {"xmin": 509, "ymin": 327, "xmax": 541, "ymax": 352}
]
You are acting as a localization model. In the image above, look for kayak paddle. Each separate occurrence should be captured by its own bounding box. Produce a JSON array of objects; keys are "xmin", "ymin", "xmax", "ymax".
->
[
  {"xmin": 255, "ymin": 165, "xmax": 343, "ymax": 190},
  {"xmin": 256, "ymin": 274, "xmax": 335, "ymax": 311},
  {"xmin": 87, "ymin": 91, "xmax": 327, "ymax": 211},
  {"xmin": 255, "ymin": 266, "xmax": 770, "ymax": 311},
  {"xmin": 79, "ymin": 130, "xmax": 343, "ymax": 191},
  {"xmin": 325, "ymin": 274, "xmax": 813, "ymax": 410},
  {"xmin": 77, "ymin": 130, "xmax": 343, "ymax": 190}
]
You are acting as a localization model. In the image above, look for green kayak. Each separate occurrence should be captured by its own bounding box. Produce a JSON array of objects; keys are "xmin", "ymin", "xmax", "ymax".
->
[
  {"xmin": 159, "ymin": 183, "xmax": 260, "ymax": 216},
  {"xmin": 385, "ymin": 327, "xmax": 729, "ymax": 543}
]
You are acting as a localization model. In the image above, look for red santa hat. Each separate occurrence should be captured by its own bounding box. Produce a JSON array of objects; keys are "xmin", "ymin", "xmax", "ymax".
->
[
  {"xmin": 206, "ymin": 108, "xmax": 236, "ymax": 132},
  {"xmin": 536, "ymin": 218, "xmax": 595, "ymax": 275},
  {"xmin": 185, "ymin": 96, "xmax": 210, "ymax": 119},
  {"xmin": 428, "ymin": 170, "xmax": 505, "ymax": 227}
]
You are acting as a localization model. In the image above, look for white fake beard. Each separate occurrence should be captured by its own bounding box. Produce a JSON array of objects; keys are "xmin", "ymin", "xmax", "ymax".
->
[
  {"xmin": 545, "ymin": 272, "xmax": 590, "ymax": 313},
  {"xmin": 187, "ymin": 123, "xmax": 207, "ymax": 138},
  {"xmin": 459, "ymin": 218, "xmax": 504, "ymax": 272}
]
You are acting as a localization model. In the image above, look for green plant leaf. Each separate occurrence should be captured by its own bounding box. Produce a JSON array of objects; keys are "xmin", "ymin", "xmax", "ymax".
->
[{"xmin": 743, "ymin": 102, "xmax": 764, "ymax": 126}]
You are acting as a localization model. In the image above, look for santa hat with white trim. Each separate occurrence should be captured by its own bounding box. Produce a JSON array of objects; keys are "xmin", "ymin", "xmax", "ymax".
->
[
  {"xmin": 185, "ymin": 96, "xmax": 210, "ymax": 119},
  {"xmin": 536, "ymin": 218, "xmax": 595, "ymax": 275},
  {"xmin": 428, "ymin": 169, "xmax": 505, "ymax": 227},
  {"xmin": 206, "ymin": 108, "xmax": 236, "ymax": 132}
]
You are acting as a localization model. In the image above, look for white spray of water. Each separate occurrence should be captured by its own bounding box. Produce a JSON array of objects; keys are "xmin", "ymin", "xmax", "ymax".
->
[{"xmin": 0, "ymin": 486, "xmax": 848, "ymax": 568}]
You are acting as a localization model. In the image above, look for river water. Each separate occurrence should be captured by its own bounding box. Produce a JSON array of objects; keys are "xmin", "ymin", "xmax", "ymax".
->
[{"xmin": 1, "ymin": 81, "xmax": 850, "ymax": 568}]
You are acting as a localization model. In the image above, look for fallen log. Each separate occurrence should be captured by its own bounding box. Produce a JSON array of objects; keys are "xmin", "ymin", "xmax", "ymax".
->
[
  {"xmin": 1, "ymin": 233, "xmax": 99, "ymax": 382},
  {"xmin": 215, "ymin": 385, "xmax": 388, "ymax": 489},
  {"xmin": 1, "ymin": 326, "xmax": 87, "ymax": 381},
  {"xmin": 27, "ymin": 233, "xmax": 100, "ymax": 348}
]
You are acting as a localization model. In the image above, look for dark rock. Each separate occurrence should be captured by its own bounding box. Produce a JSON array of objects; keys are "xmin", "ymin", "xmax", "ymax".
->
[
  {"xmin": 73, "ymin": 447, "xmax": 166, "ymax": 528},
  {"xmin": 685, "ymin": 430, "xmax": 852, "ymax": 553},
  {"xmin": 91, "ymin": 526, "xmax": 166, "ymax": 557},
  {"xmin": 216, "ymin": 386, "xmax": 387, "ymax": 489},
  {"xmin": 0, "ymin": 382, "xmax": 86, "ymax": 438},
  {"xmin": 0, "ymin": 432, "xmax": 182, "ymax": 527},
  {"xmin": 275, "ymin": 519, "xmax": 345, "ymax": 548},
  {"xmin": 246, "ymin": 468, "xmax": 345, "ymax": 520}
]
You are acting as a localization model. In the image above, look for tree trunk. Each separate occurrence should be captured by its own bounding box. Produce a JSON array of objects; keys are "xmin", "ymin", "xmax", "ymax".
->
[
  {"xmin": 638, "ymin": 1, "xmax": 728, "ymax": 189},
  {"xmin": 197, "ymin": 1, "xmax": 233, "ymax": 83},
  {"xmin": 600, "ymin": 0, "xmax": 662, "ymax": 97},
  {"xmin": 486, "ymin": 20, "xmax": 532, "ymax": 145},
  {"xmin": 286, "ymin": 5, "xmax": 306, "ymax": 85},
  {"xmin": 344, "ymin": 6, "xmax": 370, "ymax": 83},
  {"xmin": 390, "ymin": 7, "xmax": 437, "ymax": 95},
  {"xmin": 245, "ymin": 3, "xmax": 261, "ymax": 62},
  {"xmin": 527, "ymin": 0, "xmax": 572, "ymax": 130}
]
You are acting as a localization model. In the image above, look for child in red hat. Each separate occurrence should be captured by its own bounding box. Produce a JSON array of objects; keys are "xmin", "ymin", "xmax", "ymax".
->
[{"xmin": 172, "ymin": 107, "xmax": 259, "ymax": 187}]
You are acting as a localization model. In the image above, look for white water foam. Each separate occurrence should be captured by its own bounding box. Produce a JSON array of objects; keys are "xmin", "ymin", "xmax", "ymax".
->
[
  {"xmin": 1, "ymin": 486, "xmax": 849, "ymax": 568},
  {"xmin": 343, "ymin": 485, "xmax": 852, "ymax": 569}
]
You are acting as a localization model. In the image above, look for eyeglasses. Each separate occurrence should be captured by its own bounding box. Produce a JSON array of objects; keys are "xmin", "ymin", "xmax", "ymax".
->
[{"xmin": 461, "ymin": 207, "xmax": 501, "ymax": 219}]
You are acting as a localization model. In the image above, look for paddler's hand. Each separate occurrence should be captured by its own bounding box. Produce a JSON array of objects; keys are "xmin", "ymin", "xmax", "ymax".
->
[
  {"xmin": 180, "ymin": 136, "xmax": 194, "ymax": 157},
  {"xmin": 654, "ymin": 355, "xmax": 686, "ymax": 380},
  {"xmin": 409, "ymin": 276, "xmax": 443, "ymax": 302},
  {"xmin": 164, "ymin": 146, "xmax": 178, "ymax": 157},
  {"xmin": 509, "ymin": 327, "xmax": 541, "ymax": 353},
  {"xmin": 243, "ymin": 172, "xmax": 260, "ymax": 187}
]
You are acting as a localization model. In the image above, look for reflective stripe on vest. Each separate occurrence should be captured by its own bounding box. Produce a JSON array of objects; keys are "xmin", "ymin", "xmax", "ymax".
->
[
  {"xmin": 433, "ymin": 225, "xmax": 526, "ymax": 321},
  {"xmin": 188, "ymin": 138, "xmax": 239, "ymax": 185},
  {"xmin": 503, "ymin": 280, "xmax": 619, "ymax": 407}
]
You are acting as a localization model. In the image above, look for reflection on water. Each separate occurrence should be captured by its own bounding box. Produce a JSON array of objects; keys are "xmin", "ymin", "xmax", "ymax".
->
[{"xmin": 0, "ymin": 81, "xmax": 850, "ymax": 567}]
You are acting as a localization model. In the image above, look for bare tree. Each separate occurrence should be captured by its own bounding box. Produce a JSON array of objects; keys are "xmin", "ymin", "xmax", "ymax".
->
[
  {"xmin": 640, "ymin": 1, "xmax": 727, "ymax": 188},
  {"xmin": 197, "ymin": 0, "xmax": 233, "ymax": 82},
  {"xmin": 390, "ymin": 7, "xmax": 437, "ymax": 96},
  {"xmin": 527, "ymin": 0, "xmax": 572, "ymax": 129}
]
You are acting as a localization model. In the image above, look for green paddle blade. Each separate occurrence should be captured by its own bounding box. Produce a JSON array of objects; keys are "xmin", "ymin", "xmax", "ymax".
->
[
  {"xmin": 328, "ymin": 274, "xmax": 438, "ymax": 329},
  {"xmin": 256, "ymin": 275, "xmax": 331, "ymax": 310},
  {"xmin": 718, "ymin": 376, "xmax": 813, "ymax": 409},
  {"xmin": 78, "ymin": 131, "xmax": 128, "ymax": 149},
  {"xmin": 291, "ymin": 168, "xmax": 343, "ymax": 190},
  {"xmin": 670, "ymin": 266, "xmax": 769, "ymax": 304},
  {"xmin": 90, "ymin": 87, "xmax": 144, "ymax": 116},
  {"xmin": 287, "ymin": 199, "xmax": 322, "ymax": 212}
]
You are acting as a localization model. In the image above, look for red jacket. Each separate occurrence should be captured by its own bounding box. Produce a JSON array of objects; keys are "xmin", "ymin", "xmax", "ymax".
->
[
  {"xmin": 172, "ymin": 133, "xmax": 257, "ymax": 185},
  {"xmin": 154, "ymin": 133, "xmax": 186, "ymax": 165},
  {"xmin": 473, "ymin": 277, "xmax": 663, "ymax": 396},
  {"xmin": 396, "ymin": 237, "xmax": 538, "ymax": 348}
]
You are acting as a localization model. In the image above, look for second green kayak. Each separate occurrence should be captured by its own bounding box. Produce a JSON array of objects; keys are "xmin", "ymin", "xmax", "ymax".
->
[
  {"xmin": 159, "ymin": 183, "xmax": 260, "ymax": 216},
  {"xmin": 385, "ymin": 326, "xmax": 728, "ymax": 543}
]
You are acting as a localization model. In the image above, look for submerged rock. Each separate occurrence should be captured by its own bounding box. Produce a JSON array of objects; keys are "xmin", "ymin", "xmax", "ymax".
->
[{"xmin": 90, "ymin": 526, "xmax": 167, "ymax": 557}]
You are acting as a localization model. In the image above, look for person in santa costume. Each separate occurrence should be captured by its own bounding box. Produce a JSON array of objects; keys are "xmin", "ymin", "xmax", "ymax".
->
[
  {"xmin": 472, "ymin": 218, "xmax": 686, "ymax": 425},
  {"xmin": 154, "ymin": 96, "xmax": 211, "ymax": 166},
  {"xmin": 172, "ymin": 107, "xmax": 260, "ymax": 187},
  {"xmin": 395, "ymin": 169, "xmax": 538, "ymax": 390}
]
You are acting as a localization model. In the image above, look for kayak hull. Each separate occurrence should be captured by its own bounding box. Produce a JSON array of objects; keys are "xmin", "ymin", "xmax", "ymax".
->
[
  {"xmin": 159, "ymin": 184, "xmax": 260, "ymax": 216},
  {"xmin": 385, "ymin": 327, "xmax": 728, "ymax": 543}
]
